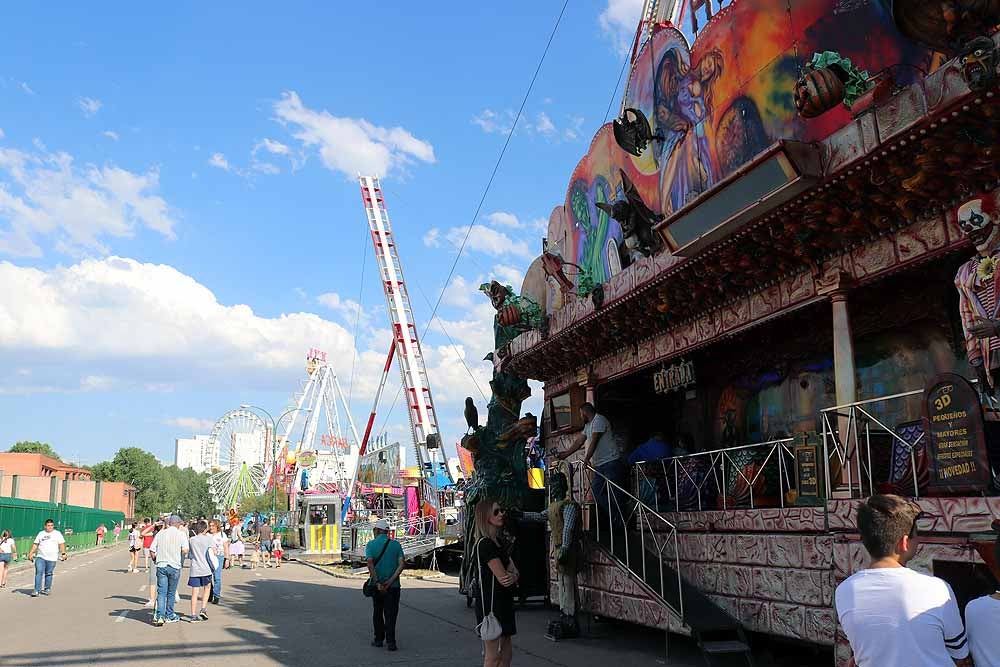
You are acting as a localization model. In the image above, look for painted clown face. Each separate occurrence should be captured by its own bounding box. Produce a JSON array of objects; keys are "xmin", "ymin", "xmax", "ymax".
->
[{"xmin": 959, "ymin": 199, "xmax": 999, "ymax": 254}]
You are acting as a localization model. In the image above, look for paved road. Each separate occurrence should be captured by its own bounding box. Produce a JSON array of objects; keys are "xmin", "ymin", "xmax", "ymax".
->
[
  {"xmin": 0, "ymin": 545, "xmax": 830, "ymax": 666},
  {"xmin": 0, "ymin": 545, "xmax": 702, "ymax": 667}
]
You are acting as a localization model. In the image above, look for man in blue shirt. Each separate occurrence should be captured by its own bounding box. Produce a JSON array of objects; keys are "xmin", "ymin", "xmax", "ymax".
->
[
  {"xmin": 365, "ymin": 518, "xmax": 405, "ymax": 651},
  {"xmin": 627, "ymin": 432, "xmax": 674, "ymax": 465}
]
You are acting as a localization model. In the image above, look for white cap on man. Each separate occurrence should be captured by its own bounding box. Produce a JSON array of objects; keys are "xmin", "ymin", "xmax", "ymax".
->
[{"xmin": 373, "ymin": 518, "xmax": 389, "ymax": 530}]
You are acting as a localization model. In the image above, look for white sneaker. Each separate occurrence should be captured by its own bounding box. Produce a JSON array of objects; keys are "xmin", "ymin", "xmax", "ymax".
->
[{"xmin": 144, "ymin": 600, "xmax": 154, "ymax": 608}]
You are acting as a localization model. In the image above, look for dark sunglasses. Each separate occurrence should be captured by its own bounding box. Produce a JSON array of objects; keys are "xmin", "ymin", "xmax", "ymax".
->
[{"xmin": 492, "ymin": 508, "xmax": 504, "ymax": 517}]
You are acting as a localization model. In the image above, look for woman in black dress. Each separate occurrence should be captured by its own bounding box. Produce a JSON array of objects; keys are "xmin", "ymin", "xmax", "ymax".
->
[{"xmin": 475, "ymin": 498, "xmax": 519, "ymax": 667}]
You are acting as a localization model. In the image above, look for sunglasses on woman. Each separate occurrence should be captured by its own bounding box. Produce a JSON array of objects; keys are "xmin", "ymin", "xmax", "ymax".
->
[{"xmin": 492, "ymin": 508, "xmax": 504, "ymax": 517}]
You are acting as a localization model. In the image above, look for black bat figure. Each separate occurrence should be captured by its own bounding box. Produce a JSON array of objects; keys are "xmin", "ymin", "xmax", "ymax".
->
[{"xmin": 464, "ymin": 397, "xmax": 479, "ymax": 433}]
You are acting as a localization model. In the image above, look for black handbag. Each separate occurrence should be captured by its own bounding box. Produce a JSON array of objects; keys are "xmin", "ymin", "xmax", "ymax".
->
[{"xmin": 362, "ymin": 537, "xmax": 392, "ymax": 598}]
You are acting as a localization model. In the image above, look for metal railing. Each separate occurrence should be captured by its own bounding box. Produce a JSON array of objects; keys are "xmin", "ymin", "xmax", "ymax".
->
[
  {"xmin": 820, "ymin": 389, "xmax": 926, "ymax": 499},
  {"xmin": 568, "ymin": 460, "xmax": 684, "ymax": 621},
  {"xmin": 633, "ymin": 438, "xmax": 796, "ymax": 512},
  {"xmin": 345, "ymin": 513, "xmax": 440, "ymax": 560}
]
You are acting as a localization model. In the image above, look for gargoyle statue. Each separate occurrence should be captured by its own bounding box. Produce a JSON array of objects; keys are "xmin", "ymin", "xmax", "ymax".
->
[
  {"xmin": 595, "ymin": 169, "xmax": 664, "ymax": 263},
  {"xmin": 959, "ymin": 36, "xmax": 998, "ymax": 90}
]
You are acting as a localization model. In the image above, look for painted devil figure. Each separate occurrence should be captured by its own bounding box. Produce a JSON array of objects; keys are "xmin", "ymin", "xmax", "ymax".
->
[
  {"xmin": 595, "ymin": 169, "xmax": 664, "ymax": 266},
  {"xmin": 955, "ymin": 197, "xmax": 1000, "ymax": 393}
]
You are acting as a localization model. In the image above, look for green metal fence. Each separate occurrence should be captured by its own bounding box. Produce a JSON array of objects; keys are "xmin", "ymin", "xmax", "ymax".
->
[{"xmin": 0, "ymin": 496, "xmax": 123, "ymax": 557}]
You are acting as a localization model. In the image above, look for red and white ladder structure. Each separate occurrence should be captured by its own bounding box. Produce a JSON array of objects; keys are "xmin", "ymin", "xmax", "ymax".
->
[{"xmin": 348, "ymin": 175, "xmax": 446, "ymax": 514}]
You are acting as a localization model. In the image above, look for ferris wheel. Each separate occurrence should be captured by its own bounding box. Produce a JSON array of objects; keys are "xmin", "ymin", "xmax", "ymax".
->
[{"xmin": 205, "ymin": 409, "xmax": 271, "ymax": 510}]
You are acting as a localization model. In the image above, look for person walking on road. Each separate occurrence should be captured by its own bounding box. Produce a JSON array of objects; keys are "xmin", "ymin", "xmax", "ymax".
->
[
  {"xmin": 140, "ymin": 518, "xmax": 155, "ymax": 571},
  {"xmin": 127, "ymin": 522, "xmax": 140, "ymax": 573},
  {"xmin": 144, "ymin": 522, "xmax": 163, "ymax": 608},
  {"xmin": 96, "ymin": 524, "xmax": 106, "ymax": 546},
  {"xmin": 149, "ymin": 515, "xmax": 189, "ymax": 626},
  {"xmin": 257, "ymin": 518, "xmax": 273, "ymax": 568},
  {"xmin": 229, "ymin": 522, "xmax": 245, "ymax": 568},
  {"xmin": 272, "ymin": 534, "xmax": 283, "ymax": 568},
  {"xmin": 207, "ymin": 519, "xmax": 228, "ymax": 604},
  {"xmin": 187, "ymin": 521, "xmax": 218, "ymax": 623},
  {"xmin": 113, "ymin": 522, "xmax": 122, "ymax": 544},
  {"xmin": 0, "ymin": 530, "xmax": 17, "ymax": 588},
  {"xmin": 475, "ymin": 499, "xmax": 519, "ymax": 667},
  {"xmin": 365, "ymin": 518, "xmax": 404, "ymax": 652},
  {"xmin": 27, "ymin": 519, "xmax": 66, "ymax": 597}
]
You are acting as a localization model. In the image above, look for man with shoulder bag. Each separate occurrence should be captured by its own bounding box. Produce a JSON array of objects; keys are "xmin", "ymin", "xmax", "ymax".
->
[{"xmin": 365, "ymin": 518, "xmax": 405, "ymax": 651}]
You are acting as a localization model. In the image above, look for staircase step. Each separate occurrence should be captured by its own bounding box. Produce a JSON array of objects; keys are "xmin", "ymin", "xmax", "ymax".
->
[{"xmin": 702, "ymin": 640, "xmax": 751, "ymax": 654}]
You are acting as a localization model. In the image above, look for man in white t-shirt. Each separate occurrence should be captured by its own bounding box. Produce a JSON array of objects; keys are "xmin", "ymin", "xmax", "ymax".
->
[
  {"xmin": 965, "ymin": 526, "xmax": 1000, "ymax": 667},
  {"xmin": 149, "ymin": 515, "xmax": 189, "ymax": 626},
  {"xmin": 835, "ymin": 494, "xmax": 972, "ymax": 667},
  {"xmin": 555, "ymin": 402, "xmax": 625, "ymax": 532},
  {"xmin": 27, "ymin": 519, "xmax": 66, "ymax": 597}
]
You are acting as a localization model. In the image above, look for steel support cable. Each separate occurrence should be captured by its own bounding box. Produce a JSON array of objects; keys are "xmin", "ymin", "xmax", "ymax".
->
[
  {"xmin": 347, "ymin": 207, "xmax": 370, "ymax": 407},
  {"xmin": 372, "ymin": 0, "xmax": 571, "ymax": 439}
]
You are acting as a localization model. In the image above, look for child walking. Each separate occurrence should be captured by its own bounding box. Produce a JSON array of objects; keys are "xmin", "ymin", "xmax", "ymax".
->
[{"xmin": 272, "ymin": 534, "xmax": 283, "ymax": 568}]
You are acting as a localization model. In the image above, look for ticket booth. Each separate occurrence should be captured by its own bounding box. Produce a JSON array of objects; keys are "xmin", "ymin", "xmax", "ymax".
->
[{"xmin": 303, "ymin": 494, "xmax": 341, "ymax": 557}]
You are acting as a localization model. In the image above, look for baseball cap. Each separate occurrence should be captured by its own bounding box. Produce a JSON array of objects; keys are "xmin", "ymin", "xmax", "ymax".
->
[
  {"xmin": 168, "ymin": 515, "xmax": 183, "ymax": 525},
  {"xmin": 373, "ymin": 518, "xmax": 389, "ymax": 530}
]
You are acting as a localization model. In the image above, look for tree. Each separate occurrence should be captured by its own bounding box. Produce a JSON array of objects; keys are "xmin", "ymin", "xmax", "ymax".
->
[
  {"xmin": 9, "ymin": 441, "xmax": 61, "ymax": 460},
  {"xmin": 91, "ymin": 447, "xmax": 167, "ymax": 519},
  {"xmin": 161, "ymin": 466, "xmax": 214, "ymax": 519},
  {"xmin": 239, "ymin": 492, "xmax": 289, "ymax": 516}
]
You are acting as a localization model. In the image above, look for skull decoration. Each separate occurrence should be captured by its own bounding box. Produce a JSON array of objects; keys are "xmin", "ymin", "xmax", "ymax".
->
[
  {"xmin": 958, "ymin": 198, "xmax": 999, "ymax": 253},
  {"xmin": 959, "ymin": 36, "xmax": 998, "ymax": 91}
]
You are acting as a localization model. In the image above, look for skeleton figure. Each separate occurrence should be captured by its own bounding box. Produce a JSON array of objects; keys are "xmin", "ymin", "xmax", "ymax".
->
[
  {"xmin": 519, "ymin": 470, "xmax": 581, "ymax": 638},
  {"xmin": 595, "ymin": 169, "xmax": 664, "ymax": 265},
  {"xmin": 954, "ymin": 198, "xmax": 1000, "ymax": 393}
]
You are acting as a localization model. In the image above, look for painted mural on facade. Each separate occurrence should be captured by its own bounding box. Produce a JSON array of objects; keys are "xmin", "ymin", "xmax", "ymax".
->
[{"xmin": 542, "ymin": 0, "xmax": 939, "ymax": 313}]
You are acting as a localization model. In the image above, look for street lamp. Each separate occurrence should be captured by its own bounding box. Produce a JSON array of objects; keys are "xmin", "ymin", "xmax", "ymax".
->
[{"xmin": 239, "ymin": 404, "xmax": 311, "ymax": 516}]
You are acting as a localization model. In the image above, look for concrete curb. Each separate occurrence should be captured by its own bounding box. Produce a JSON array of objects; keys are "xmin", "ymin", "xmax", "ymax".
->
[{"xmin": 294, "ymin": 559, "xmax": 451, "ymax": 582}]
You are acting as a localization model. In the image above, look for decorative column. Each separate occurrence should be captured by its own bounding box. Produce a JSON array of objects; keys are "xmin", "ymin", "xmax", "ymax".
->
[{"xmin": 818, "ymin": 270, "xmax": 857, "ymax": 491}]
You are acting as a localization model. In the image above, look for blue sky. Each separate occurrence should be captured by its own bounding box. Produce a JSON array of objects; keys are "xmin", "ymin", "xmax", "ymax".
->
[{"xmin": 0, "ymin": 1, "xmax": 643, "ymax": 465}]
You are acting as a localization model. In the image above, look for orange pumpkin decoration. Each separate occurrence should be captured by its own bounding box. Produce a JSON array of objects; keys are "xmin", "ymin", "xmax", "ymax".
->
[{"xmin": 497, "ymin": 304, "xmax": 523, "ymax": 327}]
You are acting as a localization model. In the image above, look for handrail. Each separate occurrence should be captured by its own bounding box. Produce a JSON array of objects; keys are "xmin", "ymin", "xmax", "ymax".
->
[
  {"xmin": 819, "ymin": 390, "xmax": 929, "ymax": 499},
  {"xmin": 567, "ymin": 459, "xmax": 684, "ymax": 622},
  {"xmin": 633, "ymin": 437, "xmax": 796, "ymax": 512}
]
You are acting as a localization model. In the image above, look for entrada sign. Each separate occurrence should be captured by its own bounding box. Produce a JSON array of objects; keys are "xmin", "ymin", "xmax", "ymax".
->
[{"xmin": 654, "ymin": 360, "xmax": 695, "ymax": 394}]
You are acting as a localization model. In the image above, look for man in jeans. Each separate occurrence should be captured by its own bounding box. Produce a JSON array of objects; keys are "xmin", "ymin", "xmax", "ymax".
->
[
  {"xmin": 27, "ymin": 519, "xmax": 66, "ymax": 597},
  {"xmin": 556, "ymin": 402, "xmax": 625, "ymax": 535},
  {"xmin": 149, "ymin": 515, "xmax": 189, "ymax": 626},
  {"xmin": 257, "ymin": 518, "xmax": 273, "ymax": 568},
  {"xmin": 835, "ymin": 494, "xmax": 972, "ymax": 666},
  {"xmin": 366, "ymin": 519, "xmax": 405, "ymax": 651}
]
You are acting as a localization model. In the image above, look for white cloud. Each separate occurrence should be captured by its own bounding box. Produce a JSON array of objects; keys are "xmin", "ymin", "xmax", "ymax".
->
[
  {"xmin": 165, "ymin": 416, "xmax": 216, "ymax": 432},
  {"xmin": 599, "ymin": 0, "xmax": 644, "ymax": 54},
  {"xmin": 442, "ymin": 275, "xmax": 477, "ymax": 309},
  {"xmin": 423, "ymin": 228, "xmax": 441, "ymax": 248},
  {"xmin": 102, "ymin": 130, "xmax": 119, "ymax": 141},
  {"xmin": 77, "ymin": 97, "xmax": 103, "ymax": 118},
  {"xmin": 252, "ymin": 161, "xmax": 280, "ymax": 175},
  {"xmin": 528, "ymin": 216, "xmax": 549, "ymax": 233},
  {"xmin": 273, "ymin": 91, "xmax": 435, "ymax": 179},
  {"xmin": 81, "ymin": 375, "xmax": 115, "ymax": 391},
  {"xmin": 0, "ymin": 144, "xmax": 177, "ymax": 257},
  {"xmin": 19, "ymin": 81, "xmax": 35, "ymax": 96},
  {"xmin": 444, "ymin": 225, "xmax": 532, "ymax": 259},
  {"xmin": 0, "ymin": 256, "xmax": 365, "ymax": 394},
  {"xmin": 486, "ymin": 211, "xmax": 521, "ymax": 229},
  {"xmin": 317, "ymin": 291, "xmax": 370, "ymax": 328},
  {"xmin": 471, "ymin": 109, "xmax": 515, "ymax": 135},
  {"xmin": 208, "ymin": 153, "xmax": 230, "ymax": 171},
  {"xmin": 535, "ymin": 112, "xmax": 556, "ymax": 136},
  {"xmin": 254, "ymin": 138, "xmax": 291, "ymax": 156},
  {"xmin": 564, "ymin": 116, "xmax": 585, "ymax": 141},
  {"xmin": 0, "ymin": 128, "xmax": 4, "ymax": 139},
  {"xmin": 492, "ymin": 264, "xmax": 524, "ymax": 287}
]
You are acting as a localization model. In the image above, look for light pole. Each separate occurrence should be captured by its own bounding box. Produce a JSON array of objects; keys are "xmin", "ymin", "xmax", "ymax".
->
[{"xmin": 239, "ymin": 404, "xmax": 310, "ymax": 516}]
